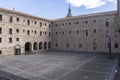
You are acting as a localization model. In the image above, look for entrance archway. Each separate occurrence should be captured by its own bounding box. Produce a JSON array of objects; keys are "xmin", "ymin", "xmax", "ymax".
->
[
  {"xmin": 25, "ymin": 42, "xmax": 32, "ymax": 52},
  {"xmin": 14, "ymin": 44, "xmax": 21, "ymax": 55}
]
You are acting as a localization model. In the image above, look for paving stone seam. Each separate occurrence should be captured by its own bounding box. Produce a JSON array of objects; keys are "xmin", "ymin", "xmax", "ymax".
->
[
  {"xmin": 56, "ymin": 55, "xmax": 98, "ymax": 80},
  {"xmin": 78, "ymin": 69, "xmax": 110, "ymax": 74}
]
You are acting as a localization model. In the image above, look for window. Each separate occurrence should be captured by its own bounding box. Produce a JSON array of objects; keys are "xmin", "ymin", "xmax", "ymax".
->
[
  {"xmin": 62, "ymin": 32, "xmax": 64, "ymax": 35},
  {"xmin": 16, "ymin": 18, "xmax": 19, "ymax": 22},
  {"xmin": 94, "ymin": 29, "xmax": 96, "ymax": 33},
  {"xmin": 9, "ymin": 28, "xmax": 12, "ymax": 35},
  {"xmin": 114, "ymin": 43, "xmax": 118, "ymax": 48},
  {"xmin": 0, "ymin": 15, "xmax": 2, "ymax": 21},
  {"xmin": 40, "ymin": 22, "xmax": 42, "ymax": 27},
  {"xmin": 69, "ymin": 22, "xmax": 71, "ymax": 25},
  {"xmin": 49, "ymin": 24, "xmax": 51, "ymax": 28},
  {"xmin": 0, "ymin": 27, "xmax": 2, "ymax": 34},
  {"xmin": 35, "ymin": 31, "xmax": 37, "ymax": 34},
  {"xmin": 9, "ymin": 38, "xmax": 12, "ymax": 43},
  {"xmin": 40, "ymin": 31, "xmax": 42, "ymax": 36},
  {"xmin": 27, "ymin": 30, "xmax": 30, "ymax": 35},
  {"xmin": 93, "ymin": 20, "xmax": 96, "ymax": 23},
  {"xmin": 69, "ymin": 31, "xmax": 71, "ymax": 34},
  {"xmin": 56, "ymin": 32, "xmax": 58, "ymax": 35},
  {"xmin": 16, "ymin": 29, "xmax": 19, "ymax": 33},
  {"xmin": 35, "ymin": 21, "xmax": 37, "ymax": 25},
  {"xmin": 45, "ymin": 23, "xmax": 46, "ymax": 26},
  {"xmin": 105, "ymin": 22, "xmax": 109, "ymax": 27},
  {"xmin": 55, "ymin": 24, "xmax": 57, "ymax": 27},
  {"xmin": 16, "ymin": 38, "xmax": 19, "ymax": 41},
  {"xmin": 0, "ymin": 37, "xmax": 2, "ymax": 43},
  {"xmin": 9, "ymin": 16, "xmax": 13, "ymax": 22},
  {"xmin": 66, "ymin": 43, "xmax": 69, "ymax": 47},
  {"xmin": 86, "ymin": 30, "xmax": 88, "ymax": 36},
  {"xmin": 79, "ymin": 44, "xmax": 82, "ymax": 48},
  {"xmin": 56, "ymin": 43, "xmax": 58, "ymax": 47},
  {"xmin": 49, "ymin": 32, "xmax": 51, "ymax": 36},
  {"xmin": 44, "ymin": 32, "xmax": 47, "ymax": 35},
  {"xmin": 76, "ymin": 30, "xmax": 79, "ymax": 34},
  {"xmin": 27, "ymin": 20, "xmax": 30, "ymax": 25},
  {"xmin": 76, "ymin": 22, "xmax": 79, "ymax": 24},
  {"xmin": 0, "ymin": 50, "xmax": 2, "ymax": 54},
  {"xmin": 85, "ymin": 21, "xmax": 88, "ymax": 24},
  {"xmin": 62, "ymin": 23, "xmax": 64, "ymax": 26}
]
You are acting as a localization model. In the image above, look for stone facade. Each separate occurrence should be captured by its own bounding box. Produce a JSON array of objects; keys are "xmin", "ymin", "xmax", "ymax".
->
[{"xmin": 0, "ymin": 0, "xmax": 120, "ymax": 56}]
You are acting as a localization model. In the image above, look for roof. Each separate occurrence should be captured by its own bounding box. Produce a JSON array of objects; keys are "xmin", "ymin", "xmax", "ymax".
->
[
  {"xmin": 0, "ymin": 8, "xmax": 117, "ymax": 22},
  {"xmin": 0, "ymin": 8, "xmax": 51, "ymax": 22},
  {"xmin": 53, "ymin": 10, "xmax": 117, "ymax": 22}
]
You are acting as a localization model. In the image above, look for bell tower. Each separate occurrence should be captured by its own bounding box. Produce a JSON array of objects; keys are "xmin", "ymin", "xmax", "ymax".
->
[
  {"xmin": 117, "ymin": 0, "xmax": 120, "ymax": 17},
  {"xmin": 66, "ymin": 4, "xmax": 73, "ymax": 18}
]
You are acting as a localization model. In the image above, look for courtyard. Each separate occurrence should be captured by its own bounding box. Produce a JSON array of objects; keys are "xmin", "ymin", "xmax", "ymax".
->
[{"xmin": 0, "ymin": 51, "xmax": 118, "ymax": 80}]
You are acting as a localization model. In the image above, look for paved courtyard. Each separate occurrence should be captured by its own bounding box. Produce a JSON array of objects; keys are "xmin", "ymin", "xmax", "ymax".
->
[{"xmin": 0, "ymin": 51, "xmax": 118, "ymax": 80}]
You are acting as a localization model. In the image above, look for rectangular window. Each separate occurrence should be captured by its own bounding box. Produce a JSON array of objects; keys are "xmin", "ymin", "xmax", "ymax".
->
[
  {"xmin": 40, "ymin": 22, "xmax": 42, "ymax": 27},
  {"xmin": 9, "ymin": 28, "xmax": 12, "ymax": 35},
  {"xmin": 10, "ymin": 16, "xmax": 13, "ymax": 22},
  {"xmin": 16, "ymin": 18, "xmax": 19, "ymax": 22},
  {"xmin": 105, "ymin": 22, "xmax": 109, "ymax": 27},
  {"xmin": 27, "ymin": 30, "xmax": 30, "ymax": 35},
  {"xmin": 0, "ymin": 50, "xmax": 2, "ymax": 54},
  {"xmin": 94, "ymin": 29, "xmax": 96, "ymax": 33},
  {"xmin": 16, "ymin": 29, "xmax": 19, "ymax": 33},
  {"xmin": 0, "ymin": 37, "xmax": 2, "ymax": 43},
  {"xmin": 0, "ymin": 15, "xmax": 2, "ymax": 21},
  {"xmin": 40, "ymin": 31, "xmax": 42, "ymax": 36},
  {"xmin": 9, "ymin": 38, "xmax": 12, "ymax": 43},
  {"xmin": 16, "ymin": 38, "xmax": 19, "ymax": 41},
  {"xmin": 114, "ymin": 43, "xmax": 119, "ymax": 48},
  {"xmin": 27, "ymin": 20, "xmax": 30, "ymax": 25},
  {"xmin": 0, "ymin": 27, "xmax": 2, "ymax": 34}
]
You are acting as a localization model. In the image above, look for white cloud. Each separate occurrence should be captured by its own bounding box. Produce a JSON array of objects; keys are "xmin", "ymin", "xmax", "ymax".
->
[{"xmin": 65, "ymin": 0, "xmax": 116, "ymax": 9}]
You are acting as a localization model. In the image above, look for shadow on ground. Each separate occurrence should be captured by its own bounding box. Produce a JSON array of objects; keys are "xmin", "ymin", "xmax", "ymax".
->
[{"xmin": 0, "ymin": 70, "xmax": 28, "ymax": 80}]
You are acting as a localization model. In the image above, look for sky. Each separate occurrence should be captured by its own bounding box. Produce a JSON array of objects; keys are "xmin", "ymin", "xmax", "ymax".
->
[{"xmin": 0, "ymin": 0, "xmax": 117, "ymax": 19}]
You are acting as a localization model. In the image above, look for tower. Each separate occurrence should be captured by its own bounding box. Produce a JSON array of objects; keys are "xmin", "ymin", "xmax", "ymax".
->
[
  {"xmin": 66, "ymin": 4, "xmax": 73, "ymax": 18},
  {"xmin": 117, "ymin": 0, "xmax": 120, "ymax": 17}
]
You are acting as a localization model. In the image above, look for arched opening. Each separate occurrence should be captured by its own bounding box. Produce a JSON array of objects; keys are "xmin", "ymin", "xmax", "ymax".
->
[
  {"xmin": 14, "ymin": 44, "xmax": 21, "ymax": 55},
  {"xmin": 44, "ymin": 42, "xmax": 47, "ymax": 49},
  {"xmin": 25, "ymin": 42, "xmax": 32, "ymax": 52},
  {"xmin": 34, "ymin": 42, "xmax": 38, "ymax": 50},
  {"xmin": 48, "ymin": 42, "xmax": 51, "ymax": 49},
  {"xmin": 39, "ymin": 42, "xmax": 42, "ymax": 50}
]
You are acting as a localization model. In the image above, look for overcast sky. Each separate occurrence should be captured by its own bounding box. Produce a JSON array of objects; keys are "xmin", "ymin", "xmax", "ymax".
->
[{"xmin": 0, "ymin": 0, "xmax": 117, "ymax": 19}]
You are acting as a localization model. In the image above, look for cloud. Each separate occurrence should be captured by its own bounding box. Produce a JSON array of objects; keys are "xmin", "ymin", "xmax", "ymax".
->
[{"xmin": 65, "ymin": 0, "xmax": 116, "ymax": 9}]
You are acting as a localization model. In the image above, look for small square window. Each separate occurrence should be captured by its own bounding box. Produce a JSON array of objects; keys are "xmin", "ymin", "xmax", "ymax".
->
[
  {"xmin": 114, "ymin": 43, "xmax": 119, "ymax": 48},
  {"xmin": 16, "ymin": 38, "xmax": 19, "ymax": 41},
  {"xmin": 16, "ymin": 29, "xmax": 19, "ymax": 33}
]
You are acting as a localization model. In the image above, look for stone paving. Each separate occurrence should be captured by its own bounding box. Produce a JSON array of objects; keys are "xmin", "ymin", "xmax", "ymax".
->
[{"xmin": 0, "ymin": 51, "xmax": 118, "ymax": 80}]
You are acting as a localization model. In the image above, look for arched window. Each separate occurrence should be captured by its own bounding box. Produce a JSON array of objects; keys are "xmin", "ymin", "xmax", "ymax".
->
[
  {"xmin": 39, "ymin": 42, "xmax": 42, "ymax": 50},
  {"xmin": 44, "ymin": 42, "xmax": 47, "ymax": 49},
  {"xmin": 48, "ymin": 42, "xmax": 51, "ymax": 49},
  {"xmin": 34, "ymin": 42, "xmax": 38, "ymax": 50}
]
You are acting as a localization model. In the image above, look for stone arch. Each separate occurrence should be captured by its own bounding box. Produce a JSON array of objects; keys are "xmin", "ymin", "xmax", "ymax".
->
[
  {"xmin": 44, "ymin": 42, "xmax": 47, "ymax": 49},
  {"xmin": 14, "ymin": 44, "xmax": 21, "ymax": 55},
  {"xmin": 34, "ymin": 42, "xmax": 38, "ymax": 50},
  {"xmin": 25, "ymin": 42, "xmax": 32, "ymax": 52},
  {"xmin": 48, "ymin": 42, "xmax": 51, "ymax": 49},
  {"xmin": 39, "ymin": 42, "xmax": 42, "ymax": 50}
]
